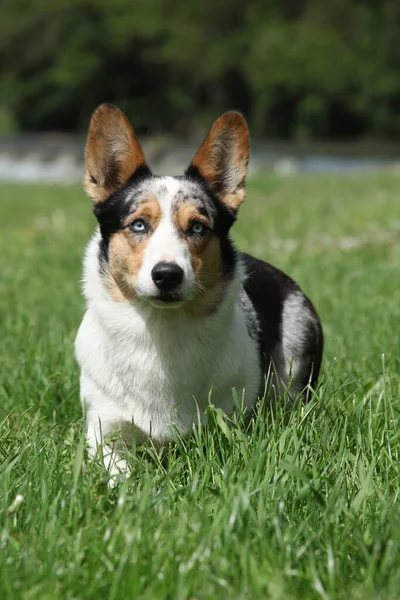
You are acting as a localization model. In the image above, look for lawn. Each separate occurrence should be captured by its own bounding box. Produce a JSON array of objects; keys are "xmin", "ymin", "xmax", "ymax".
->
[{"xmin": 1, "ymin": 171, "xmax": 400, "ymax": 599}]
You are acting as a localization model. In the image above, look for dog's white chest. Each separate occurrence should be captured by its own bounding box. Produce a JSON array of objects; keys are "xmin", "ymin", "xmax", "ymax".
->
[{"xmin": 75, "ymin": 299, "xmax": 261, "ymax": 444}]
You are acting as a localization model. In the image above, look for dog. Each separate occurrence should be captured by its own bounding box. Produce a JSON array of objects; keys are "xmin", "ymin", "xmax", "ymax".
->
[{"xmin": 75, "ymin": 104, "xmax": 323, "ymax": 479}]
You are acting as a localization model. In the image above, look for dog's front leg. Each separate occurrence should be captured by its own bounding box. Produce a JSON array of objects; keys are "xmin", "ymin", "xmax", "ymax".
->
[{"xmin": 86, "ymin": 416, "xmax": 130, "ymax": 487}]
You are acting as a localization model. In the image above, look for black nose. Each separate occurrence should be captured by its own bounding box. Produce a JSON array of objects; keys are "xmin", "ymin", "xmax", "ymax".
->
[{"xmin": 151, "ymin": 261, "xmax": 184, "ymax": 291}]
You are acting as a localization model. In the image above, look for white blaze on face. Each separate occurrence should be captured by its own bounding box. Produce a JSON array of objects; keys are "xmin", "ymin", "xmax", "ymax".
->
[{"xmin": 135, "ymin": 177, "xmax": 195, "ymax": 299}]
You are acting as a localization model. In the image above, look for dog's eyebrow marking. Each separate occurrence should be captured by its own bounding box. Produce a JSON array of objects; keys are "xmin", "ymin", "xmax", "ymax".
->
[
  {"xmin": 172, "ymin": 198, "xmax": 212, "ymax": 224},
  {"xmin": 173, "ymin": 203, "xmax": 213, "ymax": 232},
  {"xmin": 123, "ymin": 196, "xmax": 162, "ymax": 228}
]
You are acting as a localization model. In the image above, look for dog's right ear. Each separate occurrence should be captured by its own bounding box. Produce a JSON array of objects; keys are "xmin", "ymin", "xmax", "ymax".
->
[{"xmin": 84, "ymin": 104, "xmax": 149, "ymax": 204}]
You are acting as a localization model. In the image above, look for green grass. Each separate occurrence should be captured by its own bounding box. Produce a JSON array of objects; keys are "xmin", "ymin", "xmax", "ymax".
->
[{"xmin": 1, "ymin": 172, "xmax": 400, "ymax": 599}]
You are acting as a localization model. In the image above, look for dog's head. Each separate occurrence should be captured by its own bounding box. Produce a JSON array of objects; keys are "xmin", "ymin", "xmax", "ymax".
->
[{"xmin": 84, "ymin": 104, "xmax": 249, "ymax": 314}]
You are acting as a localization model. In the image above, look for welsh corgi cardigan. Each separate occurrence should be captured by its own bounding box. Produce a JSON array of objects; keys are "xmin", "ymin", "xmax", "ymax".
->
[{"xmin": 75, "ymin": 104, "xmax": 323, "ymax": 478}]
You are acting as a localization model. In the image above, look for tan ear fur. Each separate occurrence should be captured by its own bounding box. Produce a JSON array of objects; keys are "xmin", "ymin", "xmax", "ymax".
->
[
  {"xmin": 191, "ymin": 112, "xmax": 249, "ymax": 212},
  {"xmin": 84, "ymin": 104, "xmax": 147, "ymax": 203}
]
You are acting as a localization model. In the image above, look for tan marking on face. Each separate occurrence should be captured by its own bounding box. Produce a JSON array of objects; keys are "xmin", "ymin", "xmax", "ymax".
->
[
  {"xmin": 123, "ymin": 197, "xmax": 162, "ymax": 229},
  {"xmin": 106, "ymin": 230, "xmax": 149, "ymax": 302},
  {"xmin": 174, "ymin": 203, "xmax": 212, "ymax": 233},
  {"xmin": 185, "ymin": 235, "xmax": 224, "ymax": 316},
  {"xmin": 106, "ymin": 198, "xmax": 161, "ymax": 302},
  {"xmin": 174, "ymin": 203, "xmax": 223, "ymax": 315}
]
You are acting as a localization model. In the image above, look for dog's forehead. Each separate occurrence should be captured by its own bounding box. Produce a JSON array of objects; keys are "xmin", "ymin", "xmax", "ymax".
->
[{"xmin": 125, "ymin": 176, "xmax": 214, "ymax": 215}]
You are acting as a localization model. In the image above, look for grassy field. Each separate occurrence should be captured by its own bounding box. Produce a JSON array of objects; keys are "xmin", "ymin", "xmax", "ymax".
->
[{"xmin": 1, "ymin": 172, "xmax": 400, "ymax": 599}]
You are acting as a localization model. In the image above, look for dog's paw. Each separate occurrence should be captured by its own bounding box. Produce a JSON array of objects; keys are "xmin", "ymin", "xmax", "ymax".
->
[{"xmin": 107, "ymin": 458, "xmax": 131, "ymax": 489}]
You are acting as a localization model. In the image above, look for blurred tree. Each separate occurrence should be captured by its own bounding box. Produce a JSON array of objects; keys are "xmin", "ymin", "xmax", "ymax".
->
[{"xmin": 0, "ymin": 0, "xmax": 399, "ymax": 138}]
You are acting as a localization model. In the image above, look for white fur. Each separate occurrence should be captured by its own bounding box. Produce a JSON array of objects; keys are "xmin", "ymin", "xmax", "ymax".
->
[
  {"xmin": 135, "ymin": 178, "xmax": 195, "ymax": 301},
  {"xmin": 75, "ymin": 178, "xmax": 261, "ymax": 478},
  {"xmin": 272, "ymin": 291, "xmax": 318, "ymax": 396}
]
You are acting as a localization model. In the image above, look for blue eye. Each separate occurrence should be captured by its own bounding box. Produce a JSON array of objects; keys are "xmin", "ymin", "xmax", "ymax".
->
[
  {"xmin": 190, "ymin": 221, "xmax": 206, "ymax": 235},
  {"xmin": 130, "ymin": 219, "xmax": 147, "ymax": 233}
]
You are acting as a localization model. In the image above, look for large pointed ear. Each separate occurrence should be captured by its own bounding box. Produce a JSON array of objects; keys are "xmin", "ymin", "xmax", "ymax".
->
[
  {"xmin": 187, "ymin": 112, "xmax": 249, "ymax": 213},
  {"xmin": 84, "ymin": 103, "xmax": 149, "ymax": 203}
]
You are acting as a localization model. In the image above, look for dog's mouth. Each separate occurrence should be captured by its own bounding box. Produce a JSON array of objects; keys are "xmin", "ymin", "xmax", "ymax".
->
[
  {"xmin": 145, "ymin": 292, "xmax": 185, "ymax": 309},
  {"xmin": 157, "ymin": 292, "xmax": 182, "ymax": 303}
]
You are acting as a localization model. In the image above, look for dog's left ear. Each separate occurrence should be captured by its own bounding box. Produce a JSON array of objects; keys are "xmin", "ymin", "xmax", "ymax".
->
[
  {"xmin": 84, "ymin": 103, "xmax": 149, "ymax": 204},
  {"xmin": 187, "ymin": 112, "xmax": 249, "ymax": 214}
]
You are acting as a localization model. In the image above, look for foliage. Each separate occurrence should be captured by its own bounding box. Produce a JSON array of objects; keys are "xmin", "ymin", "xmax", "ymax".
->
[
  {"xmin": 1, "ymin": 0, "xmax": 400, "ymax": 138},
  {"xmin": 1, "ymin": 172, "xmax": 400, "ymax": 597}
]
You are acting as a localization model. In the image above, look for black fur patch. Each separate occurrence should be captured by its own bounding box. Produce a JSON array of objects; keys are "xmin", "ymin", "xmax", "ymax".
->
[
  {"xmin": 298, "ymin": 306, "xmax": 324, "ymax": 390},
  {"xmin": 241, "ymin": 253, "xmax": 298, "ymax": 355},
  {"xmin": 94, "ymin": 165, "xmax": 153, "ymax": 264},
  {"xmin": 241, "ymin": 253, "xmax": 323, "ymax": 396}
]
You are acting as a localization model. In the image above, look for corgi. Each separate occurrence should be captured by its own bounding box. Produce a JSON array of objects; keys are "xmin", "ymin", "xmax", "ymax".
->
[{"xmin": 75, "ymin": 104, "xmax": 323, "ymax": 478}]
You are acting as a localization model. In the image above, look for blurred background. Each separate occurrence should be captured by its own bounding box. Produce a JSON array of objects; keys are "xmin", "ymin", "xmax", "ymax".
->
[{"xmin": 1, "ymin": 0, "xmax": 400, "ymax": 181}]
